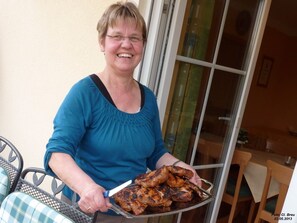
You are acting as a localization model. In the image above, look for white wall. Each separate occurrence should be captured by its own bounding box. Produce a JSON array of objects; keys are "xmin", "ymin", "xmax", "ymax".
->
[{"xmin": 0, "ymin": 0, "xmax": 120, "ymax": 168}]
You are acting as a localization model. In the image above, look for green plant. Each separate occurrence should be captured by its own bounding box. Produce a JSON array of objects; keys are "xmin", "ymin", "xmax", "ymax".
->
[{"xmin": 237, "ymin": 129, "xmax": 248, "ymax": 144}]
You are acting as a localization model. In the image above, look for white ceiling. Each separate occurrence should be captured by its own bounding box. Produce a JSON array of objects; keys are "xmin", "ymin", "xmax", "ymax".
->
[{"xmin": 268, "ymin": 0, "xmax": 297, "ymax": 37}]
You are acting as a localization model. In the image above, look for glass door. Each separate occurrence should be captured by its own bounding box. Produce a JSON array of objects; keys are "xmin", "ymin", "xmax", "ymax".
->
[{"xmin": 142, "ymin": 0, "xmax": 272, "ymax": 222}]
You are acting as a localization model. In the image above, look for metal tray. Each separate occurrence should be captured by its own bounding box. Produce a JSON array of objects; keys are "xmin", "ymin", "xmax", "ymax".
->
[{"xmin": 109, "ymin": 178, "xmax": 213, "ymax": 218}]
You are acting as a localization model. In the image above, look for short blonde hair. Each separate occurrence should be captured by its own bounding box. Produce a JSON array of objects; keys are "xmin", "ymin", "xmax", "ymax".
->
[{"xmin": 97, "ymin": 1, "xmax": 147, "ymax": 42}]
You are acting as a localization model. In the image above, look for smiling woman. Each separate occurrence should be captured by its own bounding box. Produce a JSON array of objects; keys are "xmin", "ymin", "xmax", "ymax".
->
[{"xmin": 44, "ymin": 2, "xmax": 201, "ymax": 223}]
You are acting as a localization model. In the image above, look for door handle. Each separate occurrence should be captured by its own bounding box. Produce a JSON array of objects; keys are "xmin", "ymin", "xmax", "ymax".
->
[{"xmin": 218, "ymin": 116, "xmax": 231, "ymax": 121}]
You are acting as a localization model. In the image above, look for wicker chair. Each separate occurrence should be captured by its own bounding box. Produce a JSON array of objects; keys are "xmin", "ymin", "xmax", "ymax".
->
[
  {"xmin": 0, "ymin": 136, "xmax": 23, "ymax": 202},
  {"xmin": 16, "ymin": 167, "xmax": 98, "ymax": 223}
]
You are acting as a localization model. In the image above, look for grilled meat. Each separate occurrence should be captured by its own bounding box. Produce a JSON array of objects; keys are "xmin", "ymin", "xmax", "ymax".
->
[
  {"xmin": 170, "ymin": 185, "xmax": 193, "ymax": 202},
  {"xmin": 114, "ymin": 165, "xmax": 203, "ymax": 215},
  {"xmin": 167, "ymin": 165, "xmax": 194, "ymax": 179},
  {"xmin": 135, "ymin": 165, "xmax": 169, "ymax": 188},
  {"xmin": 137, "ymin": 184, "xmax": 172, "ymax": 207},
  {"xmin": 186, "ymin": 179, "xmax": 203, "ymax": 197},
  {"xmin": 166, "ymin": 172, "xmax": 185, "ymax": 188},
  {"xmin": 113, "ymin": 185, "xmax": 147, "ymax": 215}
]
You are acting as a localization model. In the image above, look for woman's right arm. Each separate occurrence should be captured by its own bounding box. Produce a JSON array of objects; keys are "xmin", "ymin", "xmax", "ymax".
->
[{"xmin": 48, "ymin": 152, "xmax": 112, "ymax": 213}]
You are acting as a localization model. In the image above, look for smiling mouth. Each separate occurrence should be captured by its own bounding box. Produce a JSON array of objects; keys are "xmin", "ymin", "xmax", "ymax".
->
[{"xmin": 117, "ymin": 53, "xmax": 133, "ymax": 58}]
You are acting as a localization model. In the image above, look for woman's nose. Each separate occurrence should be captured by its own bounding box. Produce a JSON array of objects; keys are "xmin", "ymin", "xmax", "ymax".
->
[{"xmin": 121, "ymin": 37, "xmax": 133, "ymax": 46}]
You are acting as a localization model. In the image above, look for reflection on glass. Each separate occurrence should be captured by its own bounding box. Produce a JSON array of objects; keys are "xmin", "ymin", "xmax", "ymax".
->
[
  {"xmin": 193, "ymin": 138, "xmax": 223, "ymax": 183},
  {"xmin": 201, "ymin": 70, "xmax": 242, "ymax": 135},
  {"xmin": 179, "ymin": 0, "xmax": 217, "ymax": 61},
  {"xmin": 217, "ymin": 0, "xmax": 259, "ymax": 69},
  {"xmin": 163, "ymin": 63, "xmax": 207, "ymax": 161}
]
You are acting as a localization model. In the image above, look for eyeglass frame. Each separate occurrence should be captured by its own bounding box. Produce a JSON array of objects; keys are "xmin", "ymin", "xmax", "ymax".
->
[{"xmin": 106, "ymin": 34, "xmax": 144, "ymax": 44}]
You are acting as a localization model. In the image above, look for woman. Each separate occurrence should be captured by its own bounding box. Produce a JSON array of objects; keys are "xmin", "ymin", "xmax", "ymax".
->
[{"xmin": 44, "ymin": 1, "xmax": 201, "ymax": 222}]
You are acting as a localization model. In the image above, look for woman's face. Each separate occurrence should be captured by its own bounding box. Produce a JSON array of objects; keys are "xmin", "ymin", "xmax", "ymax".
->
[{"xmin": 100, "ymin": 19, "xmax": 144, "ymax": 75}]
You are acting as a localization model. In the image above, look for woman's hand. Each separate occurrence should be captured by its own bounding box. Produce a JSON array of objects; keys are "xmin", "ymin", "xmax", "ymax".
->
[
  {"xmin": 48, "ymin": 153, "xmax": 112, "ymax": 213},
  {"xmin": 78, "ymin": 182, "xmax": 112, "ymax": 213},
  {"xmin": 173, "ymin": 161, "xmax": 202, "ymax": 187},
  {"xmin": 156, "ymin": 153, "xmax": 202, "ymax": 187}
]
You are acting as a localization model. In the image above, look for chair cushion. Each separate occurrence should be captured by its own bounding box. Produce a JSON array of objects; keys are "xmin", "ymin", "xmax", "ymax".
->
[
  {"xmin": 226, "ymin": 177, "xmax": 252, "ymax": 197},
  {"xmin": 0, "ymin": 167, "xmax": 10, "ymax": 205},
  {"xmin": 0, "ymin": 192, "xmax": 74, "ymax": 223}
]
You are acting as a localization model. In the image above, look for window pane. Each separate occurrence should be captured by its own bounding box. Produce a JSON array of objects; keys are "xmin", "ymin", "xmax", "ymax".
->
[
  {"xmin": 178, "ymin": 0, "xmax": 221, "ymax": 62},
  {"xmin": 163, "ymin": 62, "xmax": 209, "ymax": 162},
  {"xmin": 217, "ymin": 0, "xmax": 259, "ymax": 69}
]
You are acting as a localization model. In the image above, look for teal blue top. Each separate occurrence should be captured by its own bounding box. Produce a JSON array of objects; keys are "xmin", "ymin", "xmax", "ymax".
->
[{"xmin": 44, "ymin": 75, "xmax": 168, "ymax": 200}]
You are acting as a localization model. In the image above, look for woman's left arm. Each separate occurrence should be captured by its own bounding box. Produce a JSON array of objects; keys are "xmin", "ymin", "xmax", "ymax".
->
[{"xmin": 156, "ymin": 153, "xmax": 202, "ymax": 187}]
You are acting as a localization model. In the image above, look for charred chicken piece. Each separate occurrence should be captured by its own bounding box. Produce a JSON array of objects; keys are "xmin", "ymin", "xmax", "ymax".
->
[
  {"xmin": 136, "ymin": 184, "xmax": 172, "ymax": 207},
  {"xmin": 135, "ymin": 165, "xmax": 169, "ymax": 188},
  {"xmin": 113, "ymin": 185, "xmax": 147, "ymax": 215},
  {"xmin": 130, "ymin": 200, "xmax": 147, "ymax": 216},
  {"xmin": 166, "ymin": 172, "xmax": 185, "ymax": 188},
  {"xmin": 185, "ymin": 179, "xmax": 203, "ymax": 198},
  {"xmin": 167, "ymin": 165, "xmax": 194, "ymax": 179},
  {"xmin": 169, "ymin": 185, "xmax": 193, "ymax": 202}
]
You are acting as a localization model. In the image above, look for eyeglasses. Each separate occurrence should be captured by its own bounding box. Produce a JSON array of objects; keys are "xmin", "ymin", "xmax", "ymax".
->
[{"xmin": 106, "ymin": 35, "xmax": 143, "ymax": 43}]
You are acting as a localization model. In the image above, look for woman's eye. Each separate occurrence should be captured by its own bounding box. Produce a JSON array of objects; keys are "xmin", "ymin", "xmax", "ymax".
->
[
  {"xmin": 113, "ymin": 35, "xmax": 122, "ymax": 41},
  {"xmin": 129, "ymin": 37, "xmax": 141, "ymax": 42}
]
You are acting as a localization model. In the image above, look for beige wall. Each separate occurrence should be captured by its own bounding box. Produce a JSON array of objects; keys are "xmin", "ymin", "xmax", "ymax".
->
[{"xmin": 0, "ymin": 1, "xmax": 122, "ymax": 168}]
